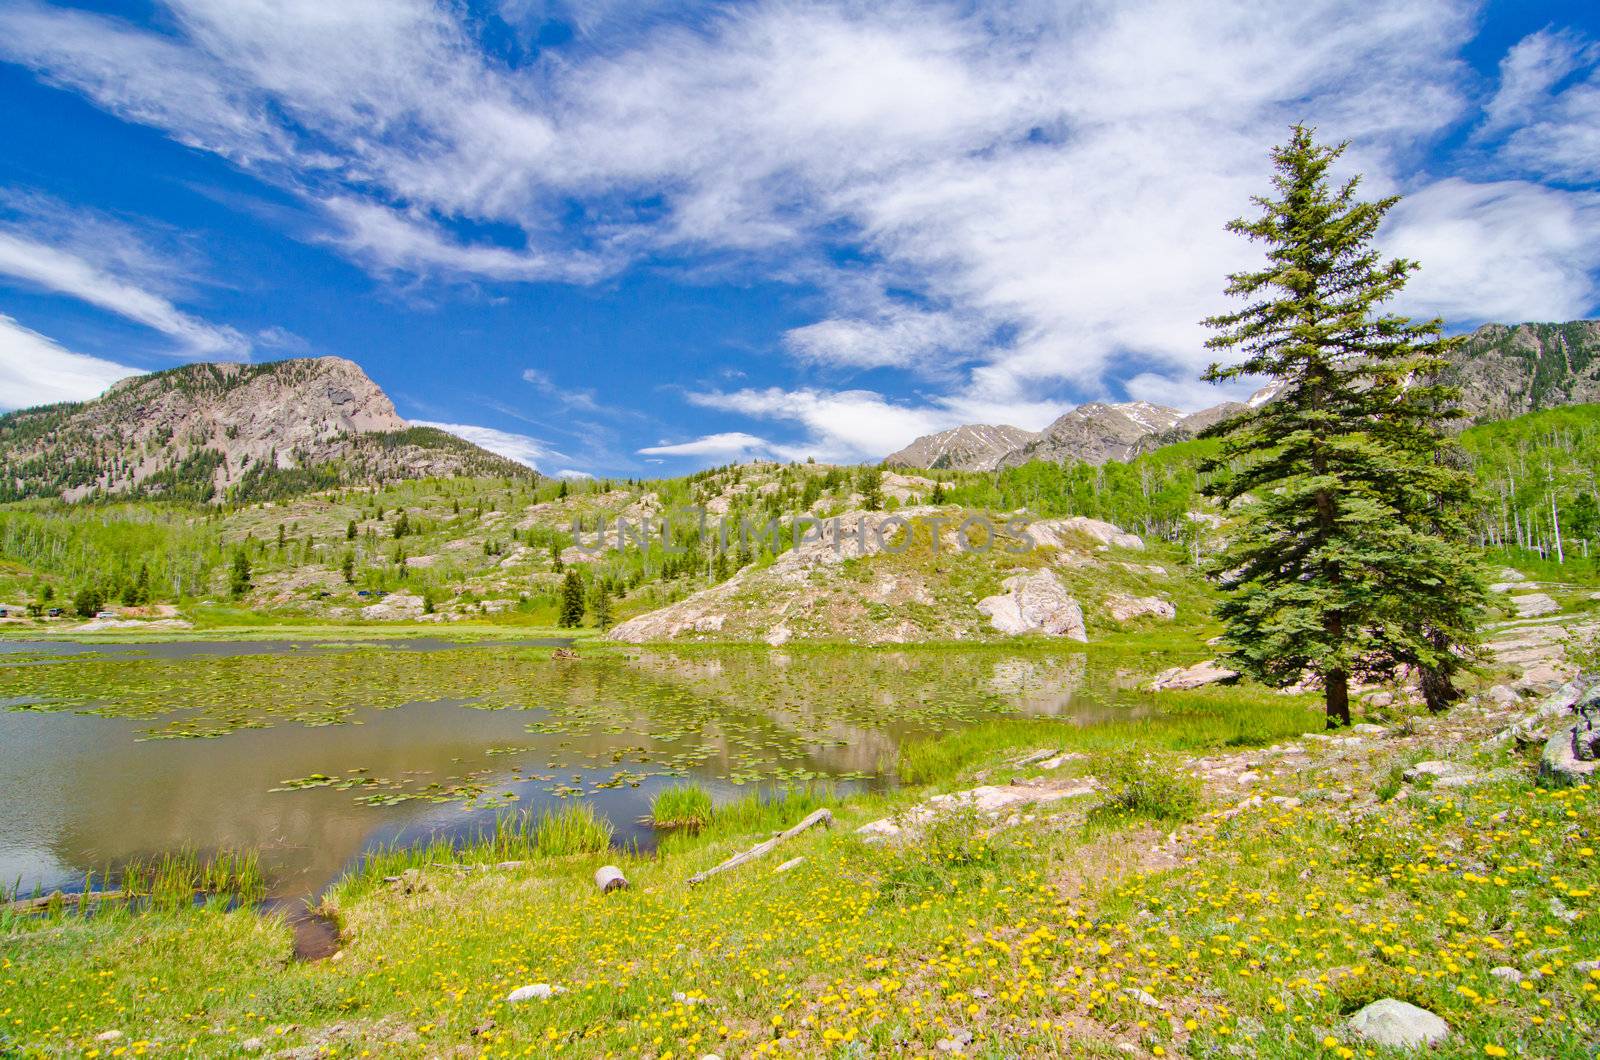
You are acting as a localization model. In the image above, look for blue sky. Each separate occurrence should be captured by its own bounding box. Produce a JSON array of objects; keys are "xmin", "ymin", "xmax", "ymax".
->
[{"xmin": 1, "ymin": 0, "xmax": 1598, "ymax": 477}]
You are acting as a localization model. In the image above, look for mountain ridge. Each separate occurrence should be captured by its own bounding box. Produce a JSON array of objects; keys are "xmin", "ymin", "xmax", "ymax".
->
[
  {"xmin": 0, "ymin": 357, "xmax": 534, "ymax": 503},
  {"xmin": 882, "ymin": 319, "xmax": 1600, "ymax": 470}
]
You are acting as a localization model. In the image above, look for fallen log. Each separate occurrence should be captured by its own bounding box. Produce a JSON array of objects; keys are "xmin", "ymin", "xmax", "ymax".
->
[
  {"xmin": 5, "ymin": 890, "xmax": 140, "ymax": 913},
  {"xmin": 688, "ymin": 808, "xmax": 833, "ymax": 887}
]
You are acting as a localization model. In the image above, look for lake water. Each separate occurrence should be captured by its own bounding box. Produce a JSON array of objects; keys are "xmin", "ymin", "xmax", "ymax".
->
[{"xmin": 0, "ymin": 638, "xmax": 1135, "ymax": 902}]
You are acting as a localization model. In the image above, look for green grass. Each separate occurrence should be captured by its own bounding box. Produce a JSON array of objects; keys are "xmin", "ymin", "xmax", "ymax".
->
[
  {"xmin": 3, "ymin": 694, "xmax": 1595, "ymax": 1058},
  {"xmin": 898, "ymin": 683, "xmax": 1323, "ymax": 784},
  {"xmin": 649, "ymin": 783, "xmax": 714, "ymax": 831},
  {"xmin": 655, "ymin": 784, "xmax": 841, "ymax": 855},
  {"xmin": 530, "ymin": 802, "xmax": 614, "ymax": 858}
]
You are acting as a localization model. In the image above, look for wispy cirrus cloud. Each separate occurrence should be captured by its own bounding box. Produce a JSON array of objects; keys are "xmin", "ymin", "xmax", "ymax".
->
[
  {"xmin": 637, "ymin": 431, "xmax": 774, "ymax": 460},
  {"xmin": 0, "ymin": 191, "xmax": 249, "ymax": 358},
  {"xmin": 0, "ymin": 315, "xmax": 140, "ymax": 410},
  {"xmin": 411, "ymin": 419, "xmax": 561, "ymax": 470}
]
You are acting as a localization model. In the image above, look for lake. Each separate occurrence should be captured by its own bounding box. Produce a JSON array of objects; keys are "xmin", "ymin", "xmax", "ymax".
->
[{"xmin": 0, "ymin": 638, "xmax": 1144, "ymax": 903}]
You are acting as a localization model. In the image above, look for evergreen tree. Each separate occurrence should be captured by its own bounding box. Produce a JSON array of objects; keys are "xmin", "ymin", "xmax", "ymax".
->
[
  {"xmin": 931, "ymin": 481, "xmax": 946, "ymax": 504},
  {"xmin": 589, "ymin": 581, "xmax": 614, "ymax": 630},
  {"xmin": 346, "ymin": 519, "xmax": 357, "ymax": 541},
  {"xmin": 73, "ymin": 583, "xmax": 105, "ymax": 618},
  {"xmin": 229, "ymin": 550, "xmax": 252, "ymax": 599},
  {"xmin": 557, "ymin": 479, "xmax": 570, "ymax": 499},
  {"xmin": 122, "ymin": 562, "xmax": 151, "ymax": 606},
  {"xmin": 340, "ymin": 552, "xmax": 355, "ymax": 584},
  {"xmin": 393, "ymin": 511, "xmax": 410, "ymax": 539},
  {"xmin": 550, "ymin": 541, "xmax": 564, "ymax": 573},
  {"xmin": 558, "ymin": 570, "xmax": 585, "ymax": 628},
  {"xmin": 1200, "ymin": 125, "xmax": 1487, "ymax": 727},
  {"xmin": 859, "ymin": 467, "xmax": 884, "ymax": 511}
]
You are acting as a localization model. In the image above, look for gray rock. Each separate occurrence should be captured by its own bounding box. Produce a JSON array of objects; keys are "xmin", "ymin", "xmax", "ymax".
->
[
  {"xmin": 506, "ymin": 983, "xmax": 565, "ymax": 1003},
  {"xmin": 1104, "ymin": 593, "xmax": 1176, "ymax": 623},
  {"xmin": 1488, "ymin": 966, "xmax": 1524, "ymax": 983},
  {"xmin": 1149, "ymin": 658, "xmax": 1238, "ymax": 691},
  {"xmin": 1347, "ymin": 998, "xmax": 1449, "ymax": 1049},
  {"xmin": 1403, "ymin": 760, "xmax": 1461, "ymax": 783},
  {"xmin": 976, "ymin": 570, "xmax": 1087, "ymax": 640},
  {"xmin": 1485, "ymin": 684, "xmax": 1520, "ymax": 708},
  {"xmin": 1538, "ymin": 725, "xmax": 1600, "ymax": 789},
  {"xmin": 1510, "ymin": 592, "xmax": 1560, "ymax": 618}
]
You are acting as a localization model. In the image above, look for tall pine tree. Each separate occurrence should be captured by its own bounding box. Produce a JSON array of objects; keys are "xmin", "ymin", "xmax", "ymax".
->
[
  {"xmin": 1201, "ymin": 125, "xmax": 1487, "ymax": 728},
  {"xmin": 558, "ymin": 570, "xmax": 586, "ymax": 628}
]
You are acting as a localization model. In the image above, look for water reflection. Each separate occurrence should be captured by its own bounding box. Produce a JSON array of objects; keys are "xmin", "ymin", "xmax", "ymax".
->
[{"xmin": 1, "ymin": 641, "xmax": 1138, "ymax": 902}]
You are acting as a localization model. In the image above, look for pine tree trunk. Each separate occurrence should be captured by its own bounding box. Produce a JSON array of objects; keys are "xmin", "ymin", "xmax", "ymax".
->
[
  {"xmin": 1420, "ymin": 665, "xmax": 1457, "ymax": 714},
  {"xmin": 1325, "ymin": 669, "xmax": 1351, "ymax": 729}
]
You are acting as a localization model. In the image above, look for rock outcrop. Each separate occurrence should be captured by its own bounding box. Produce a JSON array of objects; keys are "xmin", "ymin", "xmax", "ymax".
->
[
  {"xmin": 607, "ymin": 510, "xmax": 1153, "ymax": 645},
  {"xmin": 976, "ymin": 571, "xmax": 1088, "ymax": 640},
  {"xmin": 1103, "ymin": 593, "xmax": 1175, "ymax": 622},
  {"xmin": 1149, "ymin": 659, "xmax": 1238, "ymax": 691},
  {"xmin": 999, "ymin": 402, "xmax": 1185, "ymax": 467},
  {"xmin": 1439, "ymin": 319, "xmax": 1600, "ymax": 422}
]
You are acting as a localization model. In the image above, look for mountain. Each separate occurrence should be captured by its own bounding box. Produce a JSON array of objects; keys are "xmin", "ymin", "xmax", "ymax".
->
[
  {"xmin": 0, "ymin": 357, "xmax": 533, "ymax": 503},
  {"xmin": 882, "ymin": 319, "xmax": 1600, "ymax": 470},
  {"xmin": 997, "ymin": 401, "xmax": 1185, "ymax": 468},
  {"xmin": 1441, "ymin": 320, "xmax": 1600, "ymax": 422},
  {"xmin": 883, "ymin": 423, "xmax": 1039, "ymax": 470}
]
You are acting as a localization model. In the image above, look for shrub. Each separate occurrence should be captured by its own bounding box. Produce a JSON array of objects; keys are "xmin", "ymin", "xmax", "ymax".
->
[
  {"xmin": 72, "ymin": 583, "xmax": 105, "ymax": 617},
  {"xmin": 876, "ymin": 803, "xmax": 998, "ymax": 904},
  {"xmin": 1089, "ymin": 753, "xmax": 1202, "ymax": 825}
]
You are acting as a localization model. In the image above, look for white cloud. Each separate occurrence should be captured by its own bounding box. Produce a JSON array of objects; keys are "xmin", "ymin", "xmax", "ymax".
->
[
  {"xmin": 554, "ymin": 468, "xmax": 593, "ymax": 479},
  {"xmin": 2, "ymin": 0, "xmax": 1595, "ymax": 428},
  {"xmin": 320, "ymin": 197, "xmax": 607, "ymax": 284},
  {"xmin": 0, "ymin": 315, "xmax": 142, "ymax": 410},
  {"xmin": 0, "ymin": 232, "xmax": 248, "ymax": 357},
  {"xmin": 411, "ymin": 420, "xmax": 560, "ymax": 470},
  {"xmin": 1478, "ymin": 28, "xmax": 1600, "ymax": 184},
  {"xmin": 1480, "ymin": 28, "xmax": 1595, "ymax": 133},
  {"xmin": 1385, "ymin": 179, "xmax": 1600, "ymax": 324},
  {"xmin": 521, "ymin": 366, "xmax": 600, "ymax": 412},
  {"xmin": 637, "ymin": 432, "xmax": 774, "ymax": 459},
  {"xmin": 684, "ymin": 388, "xmax": 942, "ymax": 463},
  {"xmin": 256, "ymin": 325, "xmax": 311, "ymax": 352}
]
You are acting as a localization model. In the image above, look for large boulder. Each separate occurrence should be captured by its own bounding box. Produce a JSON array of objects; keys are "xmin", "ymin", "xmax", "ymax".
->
[
  {"xmin": 1347, "ymin": 999, "xmax": 1449, "ymax": 1049},
  {"xmin": 1149, "ymin": 659, "xmax": 1238, "ymax": 691},
  {"xmin": 1029, "ymin": 516, "xmax": 1143, "ymax": 551},
  {"xmin": 977, "ymin": 571, "xmax": 1087, "ymax": 640},
  {"xmin": 1104, "ymin": 593, "xmax": 1175, "ymax": 623},
  {"xmin": 1510, "ymin": 592, "xmax": 1561, "ymax": 618},
  {"xmin": 1538, "ymin": 724, "xmax": 1600, "ymax": 788}
]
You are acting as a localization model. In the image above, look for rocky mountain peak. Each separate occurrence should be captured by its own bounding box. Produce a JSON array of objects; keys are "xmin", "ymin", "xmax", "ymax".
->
[
  {"xmin": 0, "ymin": 356, "xmax": 530, "ymax": 503},
  {"xmin": 884, "ymin": 423, "xmax": 1039, "ymax": 471}
]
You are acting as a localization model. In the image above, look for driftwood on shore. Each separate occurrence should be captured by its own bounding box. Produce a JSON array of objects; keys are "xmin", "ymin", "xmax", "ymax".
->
[
  {"xmin": 5, "ymin": 889, "xmax": 149, "ymax": 913},
  {"xmin": 688, "ymin": 808, "xmax": 833, "ymax": 887}
]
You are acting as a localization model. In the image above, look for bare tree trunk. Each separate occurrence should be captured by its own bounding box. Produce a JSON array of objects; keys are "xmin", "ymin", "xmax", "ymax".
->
[{"xmin": 1551, "ymin": 490, "xmax": 1565, "ymax": 564}]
